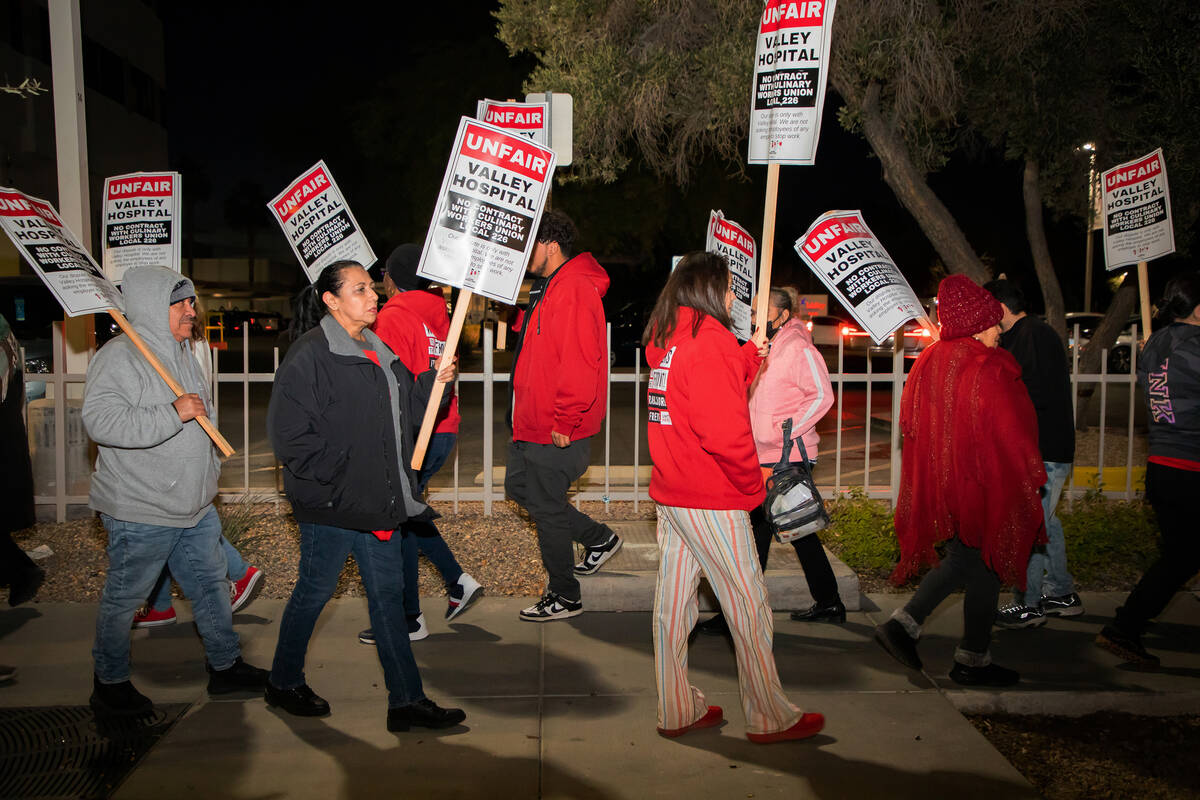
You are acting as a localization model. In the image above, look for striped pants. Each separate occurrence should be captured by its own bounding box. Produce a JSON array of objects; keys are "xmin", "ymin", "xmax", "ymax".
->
[{"xmin": 653, "ymin": 504, "xmax": 801, "ymax": 734}]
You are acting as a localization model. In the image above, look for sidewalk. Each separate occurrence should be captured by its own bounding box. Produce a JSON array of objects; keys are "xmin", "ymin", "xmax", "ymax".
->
[{"xmin": 1, "ymin": 590, "xmax": 1197, "ymax": 799}]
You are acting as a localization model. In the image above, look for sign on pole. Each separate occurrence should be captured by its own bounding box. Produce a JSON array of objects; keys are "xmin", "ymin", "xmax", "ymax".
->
[
  {"xmin": 706, "ymin": 210, "xmax": 757, "ymax": 340},
  {"xmin": 268, "ymin": 160, "xmax": 377, "ymax": 283},
  {"xmin": 1101, "ymin": 148, "xmax": 1175, "ymax": 271},
  {"xmin": 748, "ymin": 0, "xmax": 837, "ymax": 165},
  {"xmin": 0, "ymin": 187, "xmax": 123, "ymax": 315},
  {"xmin": 417, "ymin": 116, "xmax": 556, "ymax": 305},
  {"xmin": 101, "ymin": 171, "xmax": 182, "ymax": 284},
  {"xmin": 525, "ymin": 92, "xmax": 573, "ymax": 166},
  {"xmin": 0, "ymin": 186, "xmax": 233, "ymax": 455},
  {"xmin": 794, "ymin": 210, "xmax": 923, "ymax": 344},
  {"xmin": 476, "ymin": 99, "xmax": 550, "ymax": 146}
]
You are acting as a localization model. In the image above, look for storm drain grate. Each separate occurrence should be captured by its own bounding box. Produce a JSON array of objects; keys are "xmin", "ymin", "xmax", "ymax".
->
[{"xmin": 0, "ymin": 704, "xmax": 189, "ymax": 799}]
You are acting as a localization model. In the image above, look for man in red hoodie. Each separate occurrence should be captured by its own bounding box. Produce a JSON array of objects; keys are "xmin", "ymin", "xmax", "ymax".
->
[
  {"xmin": 506, "ymin": 210, "xmax": 620, "ymax": 621},
  {"xmin": 355, "ymin": 245, "xmax": 483, "ymax": 648}
]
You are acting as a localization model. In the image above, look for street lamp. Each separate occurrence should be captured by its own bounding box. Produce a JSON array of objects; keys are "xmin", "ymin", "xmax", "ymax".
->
[{"xmin": 1082, "ymin": 142, "xmax": 1098, "ymax": 312}]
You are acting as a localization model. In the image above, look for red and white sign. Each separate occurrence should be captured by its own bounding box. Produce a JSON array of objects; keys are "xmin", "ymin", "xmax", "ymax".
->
[
  {"xmin": 102, "ymin": 171, "xmax": 182, "ymax": 284},
  {"xmin": 417, "ymin": 117, "xmax": 556, "ymax": 305},
  {"xmin": 1101, "ymin": 148, "xmax": 1175, "ymax": 270},
  {"xmin": 476, "ymin": 99, "xmax": 549, "ymax": 146},
  {"xmin": 0, "ymin": 187, "xmax": 122, "ymax": 316},
  {"xmin": 706, "ymin": 210, "xmax": 757, "ymax": 340},
  {"xmin": 748, "ymin": 0, "xmax": 837, "ymax": 165},
  {"xmin": 268, "ymin": 160, "xmax": 376, "ymax": 283},
  {"xmin": 794, "ymin": 210, "xmax": 921, "ymax": 343}
]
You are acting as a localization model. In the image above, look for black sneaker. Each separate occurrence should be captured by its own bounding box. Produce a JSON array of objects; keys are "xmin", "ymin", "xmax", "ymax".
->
[
  {"xmin": 995, "ymin": 603, "xmax": 1047, "ymax": 629},
  {"xmin": 574, "ymin": 532, "xmax": 623, "ymax": 575},
  {"xmin": 695, "ymin": 613, "xmax": 730, "ymax": 636},
  {"xmin": 949, "ymin": 662, "xmax": 1020, "ymax": 687},
  {"xmin": 519, "ymin": 592, "xmax": 583, "ymax": 622},
  {"xmin": 874, "ymin": 619, "xmax": 922, "ymax": 671},
  {"xmin": 207, "ymin": 657, "xmax": 269, "ymax": 695},
  {"xmin": 1040, "ymin": 592, "xmax": 1085, "ymax": 617},
  {"xmin": 790, "ymin": 600, "xmax": 847, "ymax": 624},
  {"xmin": 387, "ymin": 697, "xmax": 466, "ymax": 731},
  {"xmin": 90, "ymin": 675, "xmax": 153, "ymax": 717},
  {"xmin": 1096, "ymin": 625, "xmax": 1160, "ymax": 668},
  {"xmin": 265, "ymin": 682, "xmax": 331, "ymax": 717}
]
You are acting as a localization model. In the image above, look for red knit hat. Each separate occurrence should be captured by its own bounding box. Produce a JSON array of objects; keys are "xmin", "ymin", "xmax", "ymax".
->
[{"xmin": 936, "ymin": 274, "xmax": 1002, "ymax": 340}]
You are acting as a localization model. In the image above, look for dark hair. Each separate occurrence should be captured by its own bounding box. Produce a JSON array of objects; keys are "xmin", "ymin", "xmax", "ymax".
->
[
  {"xmin": 536, "ymin": 210, "xmax": 577, "ymax": 259},
  {"xmin": 768, "ymin": 287, "xmax": 793, "ymax": 313},
  {"xmin": 982, "ymin": 278, "xmax": 1026, "ymax": 315},
  {"xmin": 291, "ymin": 260, "xmax": 363, "ymax": 340},
  {"xmin": 642, "ymin": 251, "xmax": 733, "ymax": 348},
  {"xmin": 1159, "ymin": 271, "xmax": 1200, "ymax": 322}
]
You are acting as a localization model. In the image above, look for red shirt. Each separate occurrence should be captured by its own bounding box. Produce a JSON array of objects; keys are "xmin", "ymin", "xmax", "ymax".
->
[
  {"xmin": 372, "ymin": 288, "xmax": 460, "ymax": 434},
  {"xmin": 646, "ymin": 307, "xmax": 766, "ymax": 511}
]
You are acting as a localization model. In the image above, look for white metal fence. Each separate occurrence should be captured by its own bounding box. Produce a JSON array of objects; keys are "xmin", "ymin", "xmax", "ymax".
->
[{"xmin": 26, "ymin": 323, "xmax": 1148, "ymax": 522}]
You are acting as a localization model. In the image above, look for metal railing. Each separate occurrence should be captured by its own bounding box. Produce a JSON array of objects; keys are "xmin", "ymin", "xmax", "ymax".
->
[{"xmin": 26, "ymin": 322, "xmax": 1147, "ymax": 521}]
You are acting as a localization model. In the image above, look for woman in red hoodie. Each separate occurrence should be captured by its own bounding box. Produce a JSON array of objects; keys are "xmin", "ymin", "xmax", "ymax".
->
[{"xmin": 643, "ymin": 251, "xmax": 824, "ymax": 744}]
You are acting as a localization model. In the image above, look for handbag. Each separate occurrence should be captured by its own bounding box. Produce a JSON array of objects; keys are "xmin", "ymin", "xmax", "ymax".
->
[{"xmin": 764, "ymin": 418, "xmax": 830, "ymax": 543}]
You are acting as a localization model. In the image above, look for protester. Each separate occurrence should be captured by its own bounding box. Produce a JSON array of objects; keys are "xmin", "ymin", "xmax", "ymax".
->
[
  {"xmin": 266, "ymin": 260, "xmax": 464, "ymax": 731},
  {"xmin": 83, "ymin": 266, "xmax": 268, "ymax": 716},
  {"xmin": 354, "ymin": 244, "xmax": 482, "ymax": 648},
  {"xmin": 984, "ymin": 279, "xmax": 1081, "ymax": 629},
  {"xmin": 698, "ymin": 286, "xmax": 841, "ymax": 636},
  {"xmin": 644, "ymin": 252, "xmax": 824, "ymax": 743},
  {"xmin": 874, "ymin": 274, "xmax": 1046, "ymax": 687},
  {"xmin": 135, "ymin": 308, "xmax": 263, "ymax": 628},
  {"xmin": 1, "ymin": 313, "xmax": 43, "ymax": 683},
  {"xmin": 1096, "ymin": 272, "xmax": 1200, "ymax": 668},
  {"xmin": 506, "ymin": 210, "xmax": 620, "ymax": 622}
]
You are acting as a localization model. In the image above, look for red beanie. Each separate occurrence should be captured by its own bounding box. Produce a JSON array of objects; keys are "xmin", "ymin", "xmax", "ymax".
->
[{"xmin": 937, "ymin": 275, "xmax": 1002, "ymax": 340}]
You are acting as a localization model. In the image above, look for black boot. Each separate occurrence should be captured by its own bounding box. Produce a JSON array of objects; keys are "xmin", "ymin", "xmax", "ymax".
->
[
  {"xmin": 207, "ymin": 657, "xmax": 269, "ymax": 695},
  {"xmin": 790, "ymin": 600, "xmax": 846, "ymax": 623},
  {"xmin": 90, "ymin": 675, "xmax": 153, "ymax": 717},
  {"xmin": 695, "ymin": 613, "xmax": 730, "ymax": 637},
  {"xmin": 387, "ymin": 698, "xmax": 466, "ymax": 731},
  {"xmin": 265, "ymin": 682, "xmax": 331, "ymax": 717}
]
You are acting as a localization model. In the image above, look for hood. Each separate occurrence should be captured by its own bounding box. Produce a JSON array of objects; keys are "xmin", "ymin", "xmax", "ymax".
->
[
  {"xmin": 775, "ymin": 317, "xmax": 813, "ymax": 347},
  {"xmin": 386, "ymin": 287, "xmax": 447, "ymax": 316},
  {"xmin": 122, "ymin": 265, "xmax": 193, "ymax": 350},
  {"xmin": 554, "ymin": 252, "xmax": 610, "ymax": 298}
]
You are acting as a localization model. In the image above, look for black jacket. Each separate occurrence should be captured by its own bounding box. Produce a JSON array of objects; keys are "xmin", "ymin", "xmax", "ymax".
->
[
  {"xmin": 1139, "ymin": 322, "xmax": 1200, "ymax": 462},
  {"xmin": 268, "ymin": 315, "xmax": 444, "ymax": 531},
  {"xmin": 1000, "ymin": 315, "xmax": 1075, "ymax": 464}
]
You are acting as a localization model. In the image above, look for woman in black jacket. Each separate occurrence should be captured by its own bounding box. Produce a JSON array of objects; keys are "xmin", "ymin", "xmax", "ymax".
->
[{"xmin": 264, "ymin": 260, "xmax": 464, "ymax": 732}]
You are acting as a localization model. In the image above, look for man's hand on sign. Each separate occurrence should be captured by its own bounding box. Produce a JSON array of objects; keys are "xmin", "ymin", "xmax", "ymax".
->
[
  {"xmin": 173, "ymin": 393, "xmax": 206, "ymax": 422},
  {"xmin": 435, "ymin": 357, "xmax": 458, "ymax": 385},
  {"xmin": 551, "ymin": 431, "xmax": 570, "ymax": 448}
]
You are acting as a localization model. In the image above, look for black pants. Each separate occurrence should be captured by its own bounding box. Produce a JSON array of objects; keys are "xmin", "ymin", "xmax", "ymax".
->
[
  {"xmin": 749, "ymin": 505, "xmax": 841, "ymax": 606},
  {"xmin": 1114, "ymin": 461, "xmax": 1200, "ymax": 636},
  {"xmin": 903, "ymin": 539, "xmax": 1000, "ymax": 655},
  {"xmin": 505, "ymin": 438, "xmax": 612, "ymax": 601}
]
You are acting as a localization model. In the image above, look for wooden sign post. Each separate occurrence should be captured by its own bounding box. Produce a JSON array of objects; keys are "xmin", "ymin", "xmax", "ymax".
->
[{"xmin": 410, "ymin": 289, "xmax": 471, "ymax": 469}]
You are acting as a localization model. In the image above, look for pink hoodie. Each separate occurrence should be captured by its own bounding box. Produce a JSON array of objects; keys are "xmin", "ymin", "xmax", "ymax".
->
[{"xmin": 748, "ymin": 318, "xmax": 834, "ymax": 464}]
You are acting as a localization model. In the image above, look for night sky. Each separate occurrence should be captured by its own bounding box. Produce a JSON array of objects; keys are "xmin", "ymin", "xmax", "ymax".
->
[{"xmin": 159, "ymin": 1, "xmax": 1100, "ymax": 313}]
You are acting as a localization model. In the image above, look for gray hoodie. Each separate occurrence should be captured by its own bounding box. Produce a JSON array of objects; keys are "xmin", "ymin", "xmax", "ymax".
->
[{"xmin": 83, "ymin": 266, "xmax": 220, "ymax": 527}]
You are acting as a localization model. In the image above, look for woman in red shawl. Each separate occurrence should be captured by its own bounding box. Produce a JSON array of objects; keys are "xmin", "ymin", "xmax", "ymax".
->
[{"xmin": 874, "ymin": 275, "xmax": 1046, "ymax": 687}]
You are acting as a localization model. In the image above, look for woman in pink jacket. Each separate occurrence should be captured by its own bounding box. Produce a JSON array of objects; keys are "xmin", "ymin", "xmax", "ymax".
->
[{"xmin": 698, "ymin": 288, "xmax": 842, "ymax": 636}]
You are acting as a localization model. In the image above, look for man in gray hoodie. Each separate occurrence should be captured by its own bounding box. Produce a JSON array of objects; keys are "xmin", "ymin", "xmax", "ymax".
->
[{"xmin": 84, "ymin": 265, "xmax": 267, "ymax": 715}]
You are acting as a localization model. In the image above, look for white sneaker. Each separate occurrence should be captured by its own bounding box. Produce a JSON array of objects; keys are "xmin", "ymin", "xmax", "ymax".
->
[
  {"xmin": 519, "ymin": 592, "xmax": 583, "ymax": 622},
  {"xmin": 445, "ymin": 573, "xmax": 484, "ymax": 621},
  {"xmin": 574, "ymin": 532, "xmax": 622, "ymax": 575},
  {"xmin": 409, "ymin": 613, "xmax": 429, "ymax": 641}
]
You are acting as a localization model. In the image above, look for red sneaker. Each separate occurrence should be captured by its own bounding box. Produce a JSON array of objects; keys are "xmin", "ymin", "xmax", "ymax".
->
[
  {"xmin": 230, "ymin": 566, "xmax": 263, "ymax": 613},
  {"xmin": 657, "ymin": 706, "xmax": 723, "ymax": 738},
  {"xmin": 747, "ymin": 712, "xmax": 825, "ymax": 744},
  {"xmin": 132, "ymin": 606, "xmax": 177, "ymax": 629}
]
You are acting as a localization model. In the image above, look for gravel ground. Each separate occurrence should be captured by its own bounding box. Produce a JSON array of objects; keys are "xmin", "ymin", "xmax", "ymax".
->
[{"xmin": 7, "ymin": 498, "xmax": 1196, "ymax": 795}]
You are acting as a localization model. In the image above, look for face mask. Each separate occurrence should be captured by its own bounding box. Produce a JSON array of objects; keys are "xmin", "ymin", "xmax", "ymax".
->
[{"xmin": 766, "ymin": 313, "xmax": 785, "ymax": 340}]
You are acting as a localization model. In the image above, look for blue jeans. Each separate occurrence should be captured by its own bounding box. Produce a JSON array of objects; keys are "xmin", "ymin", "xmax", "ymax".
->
[
  {"xmin": 148, "ymin": 536, "xmax": 249, "ymax": 612},
  {"xmin": 403, "ymin": 432, "xmax": 464, "ymax": 614},
  {"xmin": 1022, "ymin": 461, "xmax": 1075, "ymax": 606},
  {"xmin": 270, "ymin": 522, "xmax": 424, "ymax": 707},
  {"xmin": 93, "ymin": 508, "xmax": 239, "ymax": 682}
]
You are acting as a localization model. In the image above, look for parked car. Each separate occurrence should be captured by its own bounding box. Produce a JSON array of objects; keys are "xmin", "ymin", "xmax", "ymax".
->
[
  {"xmin": 812, "ymin": 315, "xmax": 934, "ymax": 366},
  {"xmin": 1065, "ymin": 312, "xmax": 1141, "ymax": 374}
]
